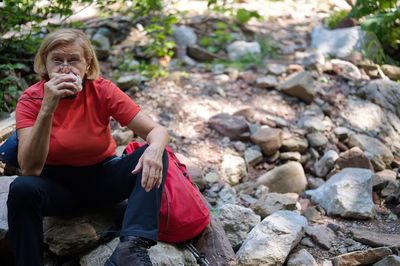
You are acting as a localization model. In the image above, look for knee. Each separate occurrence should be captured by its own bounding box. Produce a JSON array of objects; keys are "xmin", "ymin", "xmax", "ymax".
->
[{"xmin": 7, "ymin": 176, "xmax": 42, "ymax": 208}]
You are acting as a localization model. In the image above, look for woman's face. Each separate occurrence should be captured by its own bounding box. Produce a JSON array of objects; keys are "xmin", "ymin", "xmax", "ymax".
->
[{"xmin": 45, "ymin": 42, "xmax": 88, "ymax": 80}]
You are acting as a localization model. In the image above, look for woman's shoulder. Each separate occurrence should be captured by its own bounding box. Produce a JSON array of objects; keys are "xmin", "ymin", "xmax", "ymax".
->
[{"xmin": 19, "ymin": 80, "xmax": 46, "ymax": 99}]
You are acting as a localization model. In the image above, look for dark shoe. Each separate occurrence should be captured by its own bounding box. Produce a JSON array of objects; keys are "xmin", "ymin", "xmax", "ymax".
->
[{"xmin": 105, "ymin": 236, "xmax": 153, "ymax": 266}]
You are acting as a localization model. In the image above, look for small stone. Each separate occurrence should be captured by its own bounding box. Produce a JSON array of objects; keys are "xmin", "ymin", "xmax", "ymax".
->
[
  {"xmin": 257, "ymin": 161, "xmax": 308, "ymax": 193},
  {"xmin": 244, "ymin": 148, "xmax": 263, "ymax": 167},
  {"xmin": 287, "ymin": 249, "xmax": 318, "ymax": 266},
  {"xmin": 250, "ymin": 126, "xmax": 283, "ymax": 156},
  {"xmin": 302, "ymin": 206, "xmax": 323, "ymax": 222},
  {"xmin": 280, "ymin": 152, "xmax": 302, "ymax": 161},
  {"xmin": 307, "ymin": 177, "xmax": 325, "ymax": 189},
  {"xmin": 117, "ymin": 75, "xmax": 145, "ymax": 91},
  {"xmin": 314, "ymin": 150, "xmax": 339, "ymax": 178},
  {"xmin": 221, "ymin": 154, "xmax": 247, "ymax": 186},
  {"xmin": 281, "ymin": 138, "xmax": 309, "ymax": 153},
  {"xmin": 307, "ymin": 132, "xmax": 328, "ymax": 148},
  {"xmin": 301, "ymin": 237, "xmax": 315, "ymax": 248},
  {"xmin": 267, "ymin": 63, "xmax": 287, "ymax": 75},
  {"xmin": 256, "ymin": 75, "xmax": 278, "ymax": 89},
  {"xmin": 333, "ymin": 127, "xmax": 351, "ymax": 141},
  {"xmin": 279, "ymin": 71, "xmax": 315, "ymax": 104},
  {"xmin": 209, "ymin": 113, "xmax": 250, "ymax": 140},
  {"xmin": 373, "ymin": 169, "xmax": 397, "ymax": 190},
  {"xmin": 336, "ymin": 147, "xmax": 374, "ymax": 170}
]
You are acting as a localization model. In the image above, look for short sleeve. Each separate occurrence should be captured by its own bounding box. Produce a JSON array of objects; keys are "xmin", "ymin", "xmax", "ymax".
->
[
  {"xmin": 105, "ymin": 81, "xmax": 141, "ymax": 126},
  {"xmin": 16, "ymin": 97, "xmax": 40, "ymax": 129}
]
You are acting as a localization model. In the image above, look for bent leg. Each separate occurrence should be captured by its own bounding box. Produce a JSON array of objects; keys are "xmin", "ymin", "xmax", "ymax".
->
[
  {"xmin": 95, "ymin": 145, "xmax": 169, "ymax": 242},
  {"xmin": 7, "ymin": 175, "xmax": 78, "ymax": 266}
]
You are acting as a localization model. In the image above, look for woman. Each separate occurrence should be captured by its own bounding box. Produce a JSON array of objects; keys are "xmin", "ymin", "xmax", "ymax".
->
[{"xmin": 7, "ymin": 28, "xmax": 169, "ymax": 266}]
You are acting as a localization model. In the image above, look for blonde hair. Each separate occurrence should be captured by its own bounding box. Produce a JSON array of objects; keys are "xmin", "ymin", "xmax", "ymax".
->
[{"xmin": 34, "ymin": 28, "xmax": 100, "ymax": 80}]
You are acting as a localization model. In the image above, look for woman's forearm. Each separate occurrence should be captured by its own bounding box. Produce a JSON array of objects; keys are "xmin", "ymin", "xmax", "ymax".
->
[
  {"xmin": 19, "ymin": 108, "xmax": 53, "ymax": 176},
  {"xmin": 146, "ymin": 126, "xmax": 169, "ymax": 150}
]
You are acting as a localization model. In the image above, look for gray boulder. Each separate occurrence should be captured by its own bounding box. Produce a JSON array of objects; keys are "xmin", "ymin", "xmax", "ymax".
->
[
  {"xmin": 172, "ymin": 25, "xmax": 197, "ymax": 47},
  {"xmin": 227, "ymin": 41, "xmax": 261, "ymax": 61},
  {"xmin": 236, "ymin": 210, "xmax": 308, "ymax": 266},
  {"xmin": 373, "ymin": 255, "xmax": 400, "ymax": 266},
  {"xmin": 306, "ymin": 168, "xmax": 376, "ymax": 219},
  {"xmin": 0, "ymin": 176, "xmax": 17, "ymax": 242},
  {"xmin": 311, "ymin": 26, "xmax": 379, "ymax": 58},
  {"xmin": 358, "ymin": 79, "xmax": 400, "ymax": 117},
  {"xmin": 219, "ymin": 204, "xmax": 261, "ymax": 249},
  {"xmin": 80, "ymin": 238, "xmax": 197, "ymax": 266}
]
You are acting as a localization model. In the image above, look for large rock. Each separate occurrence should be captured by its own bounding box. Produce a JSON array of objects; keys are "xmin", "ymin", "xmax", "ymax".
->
[
  {"xmin": 332, "ymin": 247, "xmax": 393, "ymax": 266},
  {"xmin": 172, "ymin": 25, "xmax": 197, "ymax": 47},
  {"xmin": 358, "ymin": 79, "xmax": 400, "ymax": 117},
  {"xmin": 341, "ymin": 98, "xmax": 384, "ymax": 132},
  {"xmin": 314, "ymin": 150, "xmax": 339, "ymax": 178},
  {"xmin": 306, "ymin": 168, "xmax": 376, "ymax": 219},
  {"xmin": 305, "ymin": 225, "xmax": 336, "ymax": 250},
  {"xmin": 80, "ymin": 238, "xmax": 197, "ymax": 266},
  {"xmin": 43, "ymin": 207, "xmax": 124, "ymax": 256},
  {"xmin": 257, "ymin": 162, "xmax": 308, "ymax": 193},
  {"xmin": 311, "ymin": 26, "xmax": 379, "ymax": 58},
  {"xmin": 336, "ymin": 147, "xmax": 374, "ymax": 170},
  {"xmin": 251, "ymin": 192, "xmax": 298, "ymax": 219},
  {"xmin": 287, "ymin": 249, "xmax": 317, "ymax": 266},
  {"xmin": 348, "ymin": 134, "xmax": 394, "ymax": 169},
  {"xmin": 221, "ymin": 154, "xmax": 247, "ymax": 186},
  {"xmin": 219, "ymin": 204, "xmax": 261, "ymax": 250},
  {"xmin": 227, "ymin": 41, "xmax": 261, "ymax": 61},
  {"xmin": 381, "ymin": 64, "xmax": 400, "ymax": 81},
  {"xmin": 279, "ymin": 71, "xmax": 315, "ymax": 104},
  {"xmin": 91, "ymin": 31, "xmax": 111, "ymax": 60},
  {"xmin": 236, "ymin": 210, "xmax": 308, "ymax": 266},
  {"xmin": 256, "ymin": 76, "xmax": 278, "ymax": 89},
  {"xmin": 331, "ymin": 59, "xmax": 362, "ymax": 81},
  {"xmin": 209, "ymin": 113, "xmax": 250, "ymax": 140},
  {"xmin": 373, "ymin": 255, "xmax": 400, "ymax": 266},
  {"xmin": 250, "ymin": 126, "xmax": 283, "ymax": 156},
  {"xmin": 0, "ymin": 176, "xmax": 17, "ymax": 243},
  {"xmin": 350, "ymin": 227, "xmax": 400, "ymax": 248}
]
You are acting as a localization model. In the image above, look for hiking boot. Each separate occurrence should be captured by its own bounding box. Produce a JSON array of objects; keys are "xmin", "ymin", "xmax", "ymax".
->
[{"xmin": 105, "ymin": 236, "xmax": 153, "ymax": 266}]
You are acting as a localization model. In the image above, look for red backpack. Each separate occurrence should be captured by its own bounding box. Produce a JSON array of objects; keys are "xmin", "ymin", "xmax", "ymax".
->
[{"xmin": 124, "ymin": 142, "xmax": 211, "ymax": 243}]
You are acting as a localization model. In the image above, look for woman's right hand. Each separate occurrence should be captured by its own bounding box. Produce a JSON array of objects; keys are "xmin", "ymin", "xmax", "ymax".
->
[{"xmin": 42, "ymin": 73, "xmax": 79, "ymax": 113}]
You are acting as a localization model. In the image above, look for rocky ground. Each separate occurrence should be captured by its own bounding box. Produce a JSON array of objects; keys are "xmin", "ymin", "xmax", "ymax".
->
[{"xmin": 1, "ymin": 0, "xmax": 400, "ymax": 265}]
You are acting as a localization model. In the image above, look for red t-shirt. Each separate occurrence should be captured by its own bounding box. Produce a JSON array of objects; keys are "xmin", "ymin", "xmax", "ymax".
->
[{"xmin": 16, "ymin": 77, "xmax": 140, "ymax": 166}]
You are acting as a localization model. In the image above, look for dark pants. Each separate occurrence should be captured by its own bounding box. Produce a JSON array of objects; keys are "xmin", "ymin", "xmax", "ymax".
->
[{"xmin": 7, "ymin": 145, "xmax": 168, "ymax": 266}]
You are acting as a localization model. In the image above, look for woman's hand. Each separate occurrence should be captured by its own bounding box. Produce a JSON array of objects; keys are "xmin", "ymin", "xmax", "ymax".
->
[
  {"xmin": 43, "ymin": 73, "xmax": 79, "ymax": 113},
  {"xmin": 131, "ymin": 144, "xmax": 164, "ymax": 192}
]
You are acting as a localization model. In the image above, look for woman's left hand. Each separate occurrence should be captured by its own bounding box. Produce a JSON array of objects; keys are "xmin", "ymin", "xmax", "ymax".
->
[{"xmin": 131, "ymin": 145, "xmax": 164, "ymax": 192}]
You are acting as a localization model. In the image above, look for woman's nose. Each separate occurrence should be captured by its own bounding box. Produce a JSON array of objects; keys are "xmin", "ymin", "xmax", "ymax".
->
[{"xmin": 59, "ymin": 63, "xmax": 71, "ymax": 73}]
